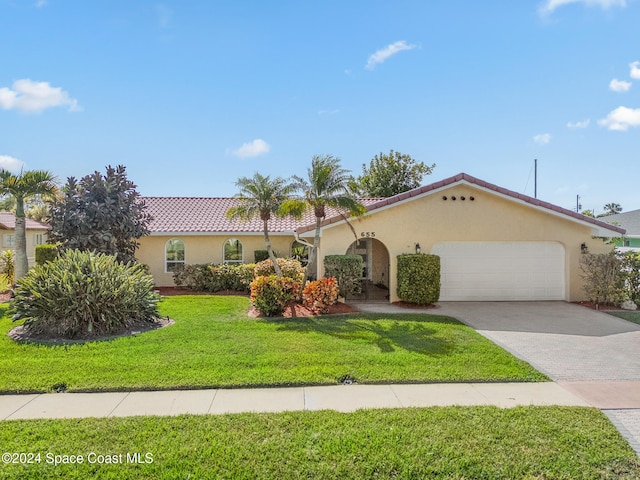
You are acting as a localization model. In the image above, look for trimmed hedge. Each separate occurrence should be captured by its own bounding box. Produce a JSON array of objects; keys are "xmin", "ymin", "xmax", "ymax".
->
[
  {"xmin": 173, "ymin": 263, "xmax": 256, "ymax": 293},
  {"xmin": 324, "ymin": 255, "xmax": 363, "ymax": 297},
  {"xmin": 254, "ymin": 258, "xmax": 305, "ymax": 284},
  {"xmin": 397, "ymin": 254, "xmax": 440, "ymax": 305},
  {"xmin": 35, "ymin": 244, "xmax": 59, "ymax": 265},
  {"xmin": 254, "ymin": 250, "xmax": 270, "ymax": 263}
]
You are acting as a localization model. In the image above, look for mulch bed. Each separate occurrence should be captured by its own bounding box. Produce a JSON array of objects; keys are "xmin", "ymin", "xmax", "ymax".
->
[
  {"xmin": 8, "ymin": 317, "xmax": 175, "ymax": 344},
  {"xmin": 573, "ymin": 301, "xmax": 627, "ymax": 311},
  {"xmin": 248, "ymin": 302, "xmax": 359, "ymax": 318}
]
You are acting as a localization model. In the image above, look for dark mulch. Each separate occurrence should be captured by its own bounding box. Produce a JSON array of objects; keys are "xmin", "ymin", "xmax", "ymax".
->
[
  {"xmin": 155, "ymin": 287, "xmax": 249, "ymax": 297},
  {"xmin": 8, "ymin": 317, "xmax": 174, "ymax": 344},
  {"xmin": 248, "ymin": 302, "xmax": 359, "ymax": 318},
  {"xmin": 0, "ymin": 290, "xmax": 12, "ymax": 303}
]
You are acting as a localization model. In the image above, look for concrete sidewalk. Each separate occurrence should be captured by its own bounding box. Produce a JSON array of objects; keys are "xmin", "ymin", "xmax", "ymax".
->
[{"xmin": 1, "ymin": 382, "xmax": 589, "ymax": 420}]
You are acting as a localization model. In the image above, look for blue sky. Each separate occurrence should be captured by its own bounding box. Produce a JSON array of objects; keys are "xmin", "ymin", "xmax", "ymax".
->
[{"xmin": 1, "ymin": 0, "xmax": 638, "ymax": 214}]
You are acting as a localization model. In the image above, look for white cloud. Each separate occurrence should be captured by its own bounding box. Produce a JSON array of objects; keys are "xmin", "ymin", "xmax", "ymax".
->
[
  {"xmin": 0, "ymin": 79, "xmax": 80, "ymax": 113},
  {"xmin": 230, "ymin": 139, "xmax": 271, "ymax": 158},
  {"xmin": 539, "ymin": 0, "xmax": 626, "ymax": 15},
  {"xmin": 598, "ymin": 106, "xmax": 640, "ymax": 131},
  {"xmin": 365, "ymin": 41, "xmax": 416, "ymax": 70},
  {"xmin": 34, "ymin": 0, "xmax": 47, "ymax": 7},
  {"xmin": 0, "ymin": 155, "xmax": 25, "ymax": 172},
  {"xmin": 156, "ymin": 4, "xmax": 172, "ymax": 29},
  {"xmin": 533, "ymin": 133, "xmax": 552, "ymax": 144},
  {"xmin": 630, "ymin": 61, "xmax": 640, "ymax": 80},
  {"xmin": 567, "ymin": 119, "xmax": 590, "ymax": 129},
  {"xmin": 609, "ymin": 78, "xmax": 631, "ymax": 92}
]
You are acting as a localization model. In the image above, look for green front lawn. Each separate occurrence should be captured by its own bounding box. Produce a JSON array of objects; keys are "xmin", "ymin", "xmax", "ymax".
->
[
  {"xmin": 0, "ymin": 295, "xmax": 546, "ymax": 393},
  {"xmin": 0, "ymin": 407, "xmax": 638, "ymax": 479},
  {"xmin": 608, "ymin": 310, "xmax": 640, "ymax": 325}
]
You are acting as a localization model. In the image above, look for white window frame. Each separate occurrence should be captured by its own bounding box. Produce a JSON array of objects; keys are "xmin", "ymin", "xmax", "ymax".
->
[
  {"xmin": 165, "ymin": 238, "xmax": 186, "ymax": 273},
  {"xmin": 3, "ymin": 234, "xmax": 15, "ymax": 248},
  {"xmin": 34, "ymin": 233, "xmax": 45, "ymax": 246},
  {"xmin": 223, "ymin": 238, "xmax": 244, "ymax": 264}
]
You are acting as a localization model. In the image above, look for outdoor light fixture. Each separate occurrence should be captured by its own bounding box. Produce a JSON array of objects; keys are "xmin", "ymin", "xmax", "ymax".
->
[
  {"xmin": 581, "ymin": 243, "xmax": 588, "ymax": 254},
  {"xmin": 415, "ymin": 243, "xmax": 421, "ymax": 254}
]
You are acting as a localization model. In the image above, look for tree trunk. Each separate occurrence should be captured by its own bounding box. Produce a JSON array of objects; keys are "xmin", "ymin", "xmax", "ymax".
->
[
  {"xmin": 304, "ymin": 216, "xmax": 322, "ymax": 283},
  {"xmin": 14, "ymin": 197, "xmax": 29, "ymax": 281},
  {"xmin": 263, "ymin": 220, "xmax": 283, "ymax": 277}
]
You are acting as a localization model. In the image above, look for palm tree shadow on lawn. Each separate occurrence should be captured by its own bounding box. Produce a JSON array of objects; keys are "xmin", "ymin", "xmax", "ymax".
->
[{"xmin": 270, "ymin": 316, "xmax": 455, "ymax": 356}]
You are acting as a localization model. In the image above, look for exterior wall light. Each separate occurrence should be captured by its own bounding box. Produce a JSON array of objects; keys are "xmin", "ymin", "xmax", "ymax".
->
[
  {"xmin": 415, "ymin": 243, "xmax": 421, "ymax": 254},
  {"xmin": 581, "ymin": 243, "xmax": 588, "ymax": 254}
]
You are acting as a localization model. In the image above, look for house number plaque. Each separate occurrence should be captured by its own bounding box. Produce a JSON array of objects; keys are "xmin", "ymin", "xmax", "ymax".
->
[{"xmin": 360, "ymin": 232, "xmax": 376, "ymax": 238}]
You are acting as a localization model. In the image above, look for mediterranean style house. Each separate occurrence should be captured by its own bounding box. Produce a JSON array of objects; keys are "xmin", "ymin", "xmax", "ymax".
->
[
  {"xmin": 136, "ymin": 173, "xmax": 625, "ymax": 303},
  {"xmin": 0, "ymin": 212, "xmax": 50, "ymax": 267}
]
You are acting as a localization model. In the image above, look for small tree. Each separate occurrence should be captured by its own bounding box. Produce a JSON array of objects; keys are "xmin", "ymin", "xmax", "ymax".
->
[
  {"xmin": 293, "ymin": 155, "xmax": 365, "ymax": 282},
  {"xmin": 621, "ymin": 251, "xmax": 640, "ymax": 305},
  {"xmin": 350, "ymin": 150, "xmax": 435, "ymax": 197},
  {"xmin": 226, "ymin": 173, "xmax": 304, "ymax": 277},
  {"xmin": 579, "ymin": 252, "xmax": 625, "ymax": 308},
  {"xmin": 48, "ymin": 165, "xmax": 151, "ymax": 264},
  {"xmin": 602, "ymin": 203, "xmax": 622, "ymax": 216},
  {"xmin": 0, "ymin": 169, "xmax": 58, "ymax": 280}
]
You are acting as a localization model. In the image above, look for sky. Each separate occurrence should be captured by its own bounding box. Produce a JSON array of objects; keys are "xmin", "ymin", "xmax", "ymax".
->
[{"xmin": 1, "ymin": 0, "xmax": 638, "ymax": 214}]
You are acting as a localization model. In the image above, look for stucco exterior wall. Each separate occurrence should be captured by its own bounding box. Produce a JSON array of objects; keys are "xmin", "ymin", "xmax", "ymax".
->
[
  {"xmin": 0, "ymin": 229, "xmax": 48, "ymax": 268},
  {"xmin": 317, "ymin": 184, "xmax": 614, "ymax": 302},
  {"xmin": 137, "ymin": 234, "xmax": 297, "ymax": 287}
]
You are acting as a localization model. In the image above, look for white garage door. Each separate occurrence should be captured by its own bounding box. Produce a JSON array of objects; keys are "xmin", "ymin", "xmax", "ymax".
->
[{"xmin": 432, "ymin": 242, "xmax": 565, "ymax": 301}]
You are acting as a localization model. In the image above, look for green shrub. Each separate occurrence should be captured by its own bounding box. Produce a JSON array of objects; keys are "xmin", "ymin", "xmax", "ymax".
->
[
  {"xmin": 580, "ymin": 252, "xmax": 626, "ymax": 307},
  {"xmin": 173, "ymin": 264, "xmax": 213, "ymax": 291},
  {"xmin": 35, "ymin": 243, "xmax": 59, "ymax": 265},
  {"xmin": 0, "ymin": 249, "xmax": 14, "ymax": 285},
  {"xmin": 397, "ymin": 254, "xmax": 440, "ymax": 305},
  {"xmin": 324, "ymin": 255, "xmax": 363, "ymax": 297},
  {"xmin": 254, "ymin": 258, "xmax": 305, "ymax": 283},
  {"xmin": 621, "ymin": 251, "xmax": 640, "ymax": 305},
  {"xmin": 210, "ymin": 263, "xmax": 256, "ymax": 292},
  {"xmin": 254, "ymin": 250, "xmax": 270, "ymax": 263},
  {"xmin": 302, "ymin": 277, "xmax": 339, "ymax": 313},
  {"xmin": 11, "ymin": 249, "xmax": 160, "ymax": 338},
  {"xmin": 250, "ymin": 275, "xmax": 301, "ymax": 317}
]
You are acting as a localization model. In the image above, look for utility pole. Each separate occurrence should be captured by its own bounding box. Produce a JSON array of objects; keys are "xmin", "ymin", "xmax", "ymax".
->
[
  {"xmin": 576, "ymin": 195, "xmax": 581, "ymax": 213},
  {"xmin": 534, "ymin": 159, "xmax": 537, "ymax": 199}
]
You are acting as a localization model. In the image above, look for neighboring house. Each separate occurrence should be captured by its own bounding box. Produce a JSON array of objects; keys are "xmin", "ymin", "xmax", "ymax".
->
[
  {"xmin": 601, "ymin": 209, "xmax": 640, "ymax": 252},
  {"xmin": 137, "ymin": 173, "xmax": 625, "ymax": 303},
  {"xmin": 0, "ymin": 212, "xmax": 50, "ymax": 267}
]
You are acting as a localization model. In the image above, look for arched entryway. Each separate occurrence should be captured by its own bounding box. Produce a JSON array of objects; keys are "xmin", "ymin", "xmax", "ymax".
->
[{"xmin": 345, "ymin": 238, "xmax": 390, "ymax": 301}]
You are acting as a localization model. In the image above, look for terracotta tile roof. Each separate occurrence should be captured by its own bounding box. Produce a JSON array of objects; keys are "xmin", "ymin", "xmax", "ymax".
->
[
  {"xmin": 294, "ymin": 172, "xmax": 627, "ymax": 236},
  {"xmin": 142, "ymin": 197, "xmax": 382, "ymax": 234},
  {"xmin": 0, "ymin": 212, "xmax": 50, "ymax": 231}
]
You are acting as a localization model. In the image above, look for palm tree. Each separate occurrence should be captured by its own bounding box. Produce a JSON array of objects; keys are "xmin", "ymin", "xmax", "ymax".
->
[
  {"xmin": 0, "ymin": 169, "xmax": 58, "ymax": 281},
  {"xmin": 602, "ymin": 203, "xmax": 622, "ymax": 216},
  {"xmin": 293, "ymin": 155, "xmax": 365, "ymax": 282},
  {"xmin": 226, "ymin": 173, "xmax": 303, "ymax": 277}
]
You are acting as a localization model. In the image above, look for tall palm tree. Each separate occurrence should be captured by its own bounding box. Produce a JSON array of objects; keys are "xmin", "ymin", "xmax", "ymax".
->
[
  {"xmin": 603, "ymin": 203, "xmax": 622, "ymax": 216},
  {"xmin": 226, "ymin": 173, "xmax": 303, "ymax": 277},
  {"xmin": 0, "ymin": 169, "xmax": 58, "ymax": 281},
  {"xmin": 293, "ymin": 155, "xmax": 365, "ymax": 282}
]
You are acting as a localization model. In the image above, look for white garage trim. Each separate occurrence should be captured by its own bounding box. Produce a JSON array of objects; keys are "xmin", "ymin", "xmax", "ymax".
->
[{"xmin": 432, "ymin": 241, "xmax": 565, "ymax": 301}]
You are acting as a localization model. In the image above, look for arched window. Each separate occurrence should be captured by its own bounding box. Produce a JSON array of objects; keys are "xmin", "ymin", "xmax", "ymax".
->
[
  {"xmin": 223, "ymin": 238, "xmax": 243, "ymax": 263},
  {"xmin": 165, "ymin": 238, "xmax": 185, "ymax": 272}
]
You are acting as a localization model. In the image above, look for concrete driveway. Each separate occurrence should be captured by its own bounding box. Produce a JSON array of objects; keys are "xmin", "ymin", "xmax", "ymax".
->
[{"xmin": 433, "ymin": 301, "xmax": 640, "ymax": 382}]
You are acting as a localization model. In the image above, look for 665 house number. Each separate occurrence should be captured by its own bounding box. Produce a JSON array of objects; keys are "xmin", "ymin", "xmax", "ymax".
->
[{"xmin": 360, "ymin": 232, "xmax": 375, "ymax": 238}]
